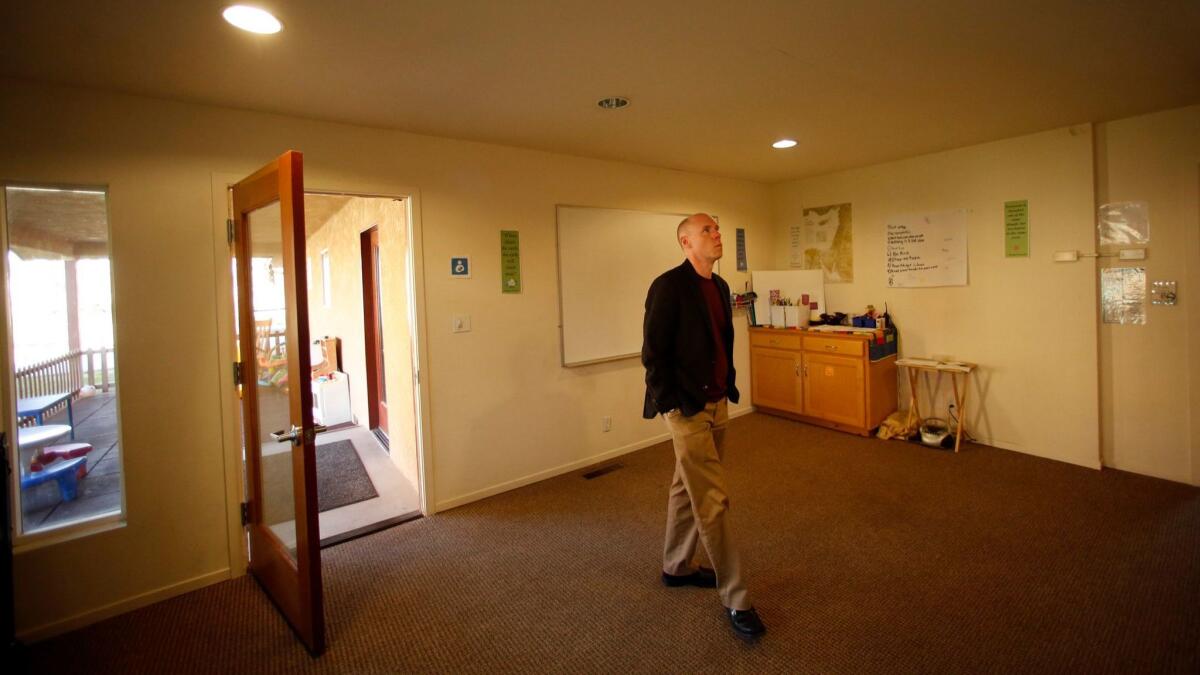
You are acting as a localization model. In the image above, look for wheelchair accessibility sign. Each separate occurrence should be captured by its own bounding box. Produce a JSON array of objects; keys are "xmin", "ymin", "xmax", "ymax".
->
[{"xmin": 450, "ymin": 256, "xmax": 471, "ymax": 278}]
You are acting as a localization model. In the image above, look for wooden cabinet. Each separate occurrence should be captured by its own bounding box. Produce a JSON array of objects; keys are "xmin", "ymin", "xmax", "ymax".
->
[
  {"xmin": 748, "ymin": 327, "xmax": 897, "ymax": 436},
  {"xmin": 750, "ymin": 348, "xmax": 803, "ymax": 414}
]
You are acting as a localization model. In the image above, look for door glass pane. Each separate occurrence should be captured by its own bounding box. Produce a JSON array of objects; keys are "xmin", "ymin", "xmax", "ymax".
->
[
  {"xmin": 5, "ymin": 185, "xmax": 125, "ymax": 535},
  {"xmin": 247, "ymin": 201, "xmax": 297, "ymax": 559}
]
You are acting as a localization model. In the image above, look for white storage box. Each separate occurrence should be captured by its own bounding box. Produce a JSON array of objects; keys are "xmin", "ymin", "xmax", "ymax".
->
[{"xmin": 312, "ymin": 371, "xmax": 351, "ymax": 426}]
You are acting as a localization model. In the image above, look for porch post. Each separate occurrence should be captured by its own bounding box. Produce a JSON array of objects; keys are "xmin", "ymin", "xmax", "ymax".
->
[{"xmin": 64, "ymin": 259, "xmax": 82, "ymax": 392}]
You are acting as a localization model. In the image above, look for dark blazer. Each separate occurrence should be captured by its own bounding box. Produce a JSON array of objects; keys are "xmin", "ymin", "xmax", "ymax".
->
[{"xmin": 642, "ymin": 259, "xmax": 740, "ymax": 418}]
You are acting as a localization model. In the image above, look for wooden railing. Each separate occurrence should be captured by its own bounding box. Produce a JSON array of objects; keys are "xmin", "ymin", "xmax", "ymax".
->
[{"xmin": 14, "ymin": 348, "xmax": 116, "ymax": 424}]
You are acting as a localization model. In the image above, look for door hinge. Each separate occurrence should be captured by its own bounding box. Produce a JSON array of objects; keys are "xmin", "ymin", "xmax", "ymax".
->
[
  {"xmin": 226, "ymin": 218, "xmax": 235, "ymax": 245},
  {"xmin": 240, "ymin": 501, "xmax": 250, "ymax": 526},
  {"xmin": 233, "ymin": 361, "xmax": 243, "ymax": 386}
]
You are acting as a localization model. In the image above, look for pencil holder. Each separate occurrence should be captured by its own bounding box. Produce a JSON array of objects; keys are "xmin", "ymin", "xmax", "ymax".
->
[{"xmin": 770, "ymin": 306, "xmax": 786, "ymax": 328}]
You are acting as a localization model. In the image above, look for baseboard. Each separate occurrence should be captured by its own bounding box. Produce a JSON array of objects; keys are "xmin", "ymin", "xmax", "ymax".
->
[
  {"xmin": 437, "ymin": 405, "xmax": 757, "ymax": 512},
  {"xmin": 17, "ymin": 567, "xmax": 232, "ymax": 642},
  {"xmin": 981, "ymin": 437, "xmax": 1102, "ymax": 471}
]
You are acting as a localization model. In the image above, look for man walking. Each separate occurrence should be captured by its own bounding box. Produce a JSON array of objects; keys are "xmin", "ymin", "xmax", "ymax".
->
[{"xmin": 641, "ymin": 213, "xmax": 765, "ymax": 637}]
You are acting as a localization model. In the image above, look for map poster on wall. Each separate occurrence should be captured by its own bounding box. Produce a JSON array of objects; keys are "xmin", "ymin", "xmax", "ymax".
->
[
  {"xmin": 885, "ymin": 210, "xmax": 969, "ymax": 287},
  {"xmin": 796, "ymin": 203, "xmax": 854, "ymax": 282}
]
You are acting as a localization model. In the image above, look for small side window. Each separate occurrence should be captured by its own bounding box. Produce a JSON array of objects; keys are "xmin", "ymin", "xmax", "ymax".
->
[{"xmin": 4, "ymin": 184, "xmax": 124, "ymax": 535}]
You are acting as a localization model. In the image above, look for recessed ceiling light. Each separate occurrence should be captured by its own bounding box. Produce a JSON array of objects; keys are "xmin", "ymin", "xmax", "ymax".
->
[
  {"xmin": 597, "ymin": 97, "xmax": 630, "ymax": 110},
  {"xmin": 223, "ymin": 5, "xmax": 282, "ymax": 34},
  {"xmin": 772, "ymin": 139, "xmax": 798, "ymax": 149}
]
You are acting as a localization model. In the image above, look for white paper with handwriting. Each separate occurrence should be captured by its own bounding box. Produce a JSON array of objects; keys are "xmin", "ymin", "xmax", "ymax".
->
[{"xmin": 885, "ymin": 210, "xmax": 968, "ymax": 287}]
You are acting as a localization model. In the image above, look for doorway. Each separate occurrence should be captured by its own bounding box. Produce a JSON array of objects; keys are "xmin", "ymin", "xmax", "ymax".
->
[
  {"xmin": 300, "ymin": 192, "xmax": 422, "ymax": 546},
  {"xmin": 223, "ymin": 187, "xmax": 424, "ymax": 552}
]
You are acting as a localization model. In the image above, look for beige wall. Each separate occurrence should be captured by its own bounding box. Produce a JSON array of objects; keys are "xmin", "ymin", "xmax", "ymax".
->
[
  {"xmin": 306, "ymin": 196, "xmax": 419, "ymax": 484},
  {"xmin": 771, "ymin": 126, "xmax": 1102, "ymax": 469},
  {"xmin": 0, "ymin": 78, "xmax": 771, "ymax": 637},
  {"xmin": 1095, "ymin": 105, "xmax": 1200, "ymax": 485}
]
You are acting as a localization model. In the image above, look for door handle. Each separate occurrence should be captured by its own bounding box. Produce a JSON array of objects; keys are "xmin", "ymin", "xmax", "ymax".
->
[
  {"xmin": 271, "ymin": 425, "xmax": 302, "ymax": 444},
  {"xmin": 271, "ymin": 424, "xmax": 329, "ymax": 445}
]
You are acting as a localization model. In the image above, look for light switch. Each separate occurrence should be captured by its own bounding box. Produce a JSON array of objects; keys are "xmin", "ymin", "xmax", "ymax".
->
[{"xmin": 452, "ymin": 314, "xmax": 471, "ymax": 333}]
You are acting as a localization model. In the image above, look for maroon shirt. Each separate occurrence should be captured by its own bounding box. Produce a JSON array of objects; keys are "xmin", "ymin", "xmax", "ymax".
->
[{"xmin": 697, "ymin": 276, "xmax": 728, "ymax": 401}]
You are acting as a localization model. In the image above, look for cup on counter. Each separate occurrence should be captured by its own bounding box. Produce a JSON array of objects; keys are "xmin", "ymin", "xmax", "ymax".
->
[{"xmin": 783, "ymin": 306, "xmax": 800, "ymax": 328}]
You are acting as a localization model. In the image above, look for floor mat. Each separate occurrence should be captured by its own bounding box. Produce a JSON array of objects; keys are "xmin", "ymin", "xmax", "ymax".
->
[{"xmin": 315, "ymin": 439, "xmax": 379, "ymax": 512}]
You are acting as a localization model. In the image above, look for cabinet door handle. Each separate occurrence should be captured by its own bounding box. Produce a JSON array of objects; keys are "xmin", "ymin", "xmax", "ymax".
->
[
  {"xmin": 794, "ymin": 363, "xmax": 800, "ymax": 376},
  {"xmin": 824, "ymin": 345, "xmax": 834, "ymax": 351}
]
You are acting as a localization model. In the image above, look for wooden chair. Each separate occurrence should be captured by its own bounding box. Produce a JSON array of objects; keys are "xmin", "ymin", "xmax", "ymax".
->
[{"xmin": 255, "ymin": 319, "xmax": 288, "ymax": 390}]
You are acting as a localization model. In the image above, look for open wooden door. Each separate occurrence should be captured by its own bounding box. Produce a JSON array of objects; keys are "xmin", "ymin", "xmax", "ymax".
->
[{"xmin": 231, "ymin": 151, "xmax": 325, "ymax": 655}]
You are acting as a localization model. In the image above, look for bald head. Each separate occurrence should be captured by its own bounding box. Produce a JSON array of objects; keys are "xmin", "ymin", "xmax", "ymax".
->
[
  {"xmin": 675, "ymin": 213, "xmax": 723, "ymax": 276},
  {"xmin": 677, "ymin": 213, "xmax": 718, "ymax": 248}
]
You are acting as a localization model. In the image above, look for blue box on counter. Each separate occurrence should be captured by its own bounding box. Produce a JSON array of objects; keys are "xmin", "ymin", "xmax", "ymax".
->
[{"xmin": 869, "ymin": 328, "xmax": 898, "ymax": 361}]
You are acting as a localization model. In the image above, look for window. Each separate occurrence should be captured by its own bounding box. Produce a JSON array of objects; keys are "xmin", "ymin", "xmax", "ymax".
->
[
  {"xmin": 321, "ymin": 249, "xmax": 331, "ymax": 307},
  {"xmin": 4, "ymin": 184, "xmax": 124, "ymax": 535}
]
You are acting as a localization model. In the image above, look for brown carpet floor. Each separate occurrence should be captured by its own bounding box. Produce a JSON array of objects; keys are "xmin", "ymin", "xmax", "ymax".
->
[{"xmin": 26, "ymin": 413, "xmax": 1200, "ymax": 673}]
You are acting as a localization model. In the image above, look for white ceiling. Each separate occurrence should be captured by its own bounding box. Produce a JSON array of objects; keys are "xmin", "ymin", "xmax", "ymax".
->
[{"xmin": 2, "ymin": 0, "xmax": 1197, "ymax": 182}]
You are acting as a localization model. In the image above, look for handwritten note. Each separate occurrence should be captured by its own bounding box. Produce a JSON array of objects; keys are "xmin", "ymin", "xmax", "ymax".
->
[
  {"xmin": 788, "ymin": 223, "xmax": 803, "ymax": 267},
  {"xmin": 885, "ymin": 210, "xmax": 968, "ymax": 287}
]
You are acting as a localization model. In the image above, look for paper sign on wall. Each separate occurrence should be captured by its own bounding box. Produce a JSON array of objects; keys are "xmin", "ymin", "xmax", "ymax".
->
[
  {"xmin": 1004, "ymin": 200, "xmax": 1029, "ymax": 257},
  {"xmin": 500, "ymin": 230, "xmax": 521, "ymax": 293},
  {"xmin": 1101, "ymin": 267, "xmax": 1146, "ymax": 324},
  {"xmin": 788, "ymin": 224, "xmax": 803, "ymax": 267},
  {"xmin": 885, "ymin": 210, "xmax": 969, "ymax": 287},
  {"xmin": 735, "ymin": 228, "xmax": 747, "ymax": 271}
]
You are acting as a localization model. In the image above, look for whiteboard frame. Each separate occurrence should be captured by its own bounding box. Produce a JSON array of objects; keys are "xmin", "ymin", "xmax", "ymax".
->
[{"xmin": 555, "ymin": 204, "xmax": 720, "ymax": 368}]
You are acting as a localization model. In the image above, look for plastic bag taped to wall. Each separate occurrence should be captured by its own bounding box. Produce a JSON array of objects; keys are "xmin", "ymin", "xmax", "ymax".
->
[
  {"xmin": 1101, "ymin": 266, "xmax": 1146, "ymax": 325},
  {"xmin": 1098, "ymin": 201, "xmax": 1150, "ymax": 246}
]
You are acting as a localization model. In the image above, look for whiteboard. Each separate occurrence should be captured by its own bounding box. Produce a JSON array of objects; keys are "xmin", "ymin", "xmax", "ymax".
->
[
  {"xmin": 557, "ymin": 206, "xmax": 711, "ymax": 367},
  {"xmin": 885, "ymin": 210, "xmax": 969, "ymax": 287}
]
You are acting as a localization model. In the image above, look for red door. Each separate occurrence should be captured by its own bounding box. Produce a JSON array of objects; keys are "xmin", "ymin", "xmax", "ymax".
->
[{"xmin": 361, "ymin": 226, "xmax": 388, "ymax": 439}]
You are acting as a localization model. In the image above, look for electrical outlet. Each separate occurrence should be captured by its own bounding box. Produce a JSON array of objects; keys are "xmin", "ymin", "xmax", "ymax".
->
[{"xmin": 601, "ymin": 416, "xmax": 612, "ymax": 432}]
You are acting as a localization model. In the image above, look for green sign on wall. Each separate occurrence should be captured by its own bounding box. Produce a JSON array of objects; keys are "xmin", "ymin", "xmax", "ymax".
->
[
  {"xmin": 501, "ymin": 230, "xmax": 521, "ymax": 293},
  {"xmin": 1004, "ymin": 200, "xmax": 1029, "ymax": 257}
]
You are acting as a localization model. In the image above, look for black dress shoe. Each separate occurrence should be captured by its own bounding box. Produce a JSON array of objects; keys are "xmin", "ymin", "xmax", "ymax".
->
[
  {"xmin": 726, "ymin": 606, "xmax": 765, "ymax": 637},
  {"xmin": 661, "ymin": 566, "xmax": 717, "ymax": 588}
]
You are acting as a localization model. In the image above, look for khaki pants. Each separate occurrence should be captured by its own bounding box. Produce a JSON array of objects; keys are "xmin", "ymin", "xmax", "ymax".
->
[{"xmin": 662, "ymin": 399, "xmax": 750, "ymax": 610}]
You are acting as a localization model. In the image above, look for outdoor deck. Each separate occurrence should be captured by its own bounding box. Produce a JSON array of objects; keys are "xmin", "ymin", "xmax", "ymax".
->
[{"xmin": 21, "ymin": 391, "xmax": 122, "ymax": 533}]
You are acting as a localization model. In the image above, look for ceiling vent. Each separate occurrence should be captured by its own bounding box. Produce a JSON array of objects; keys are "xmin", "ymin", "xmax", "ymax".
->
[{"xmin": 597, "ymin": 97, "xmax": 630, "ymax": 110}]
